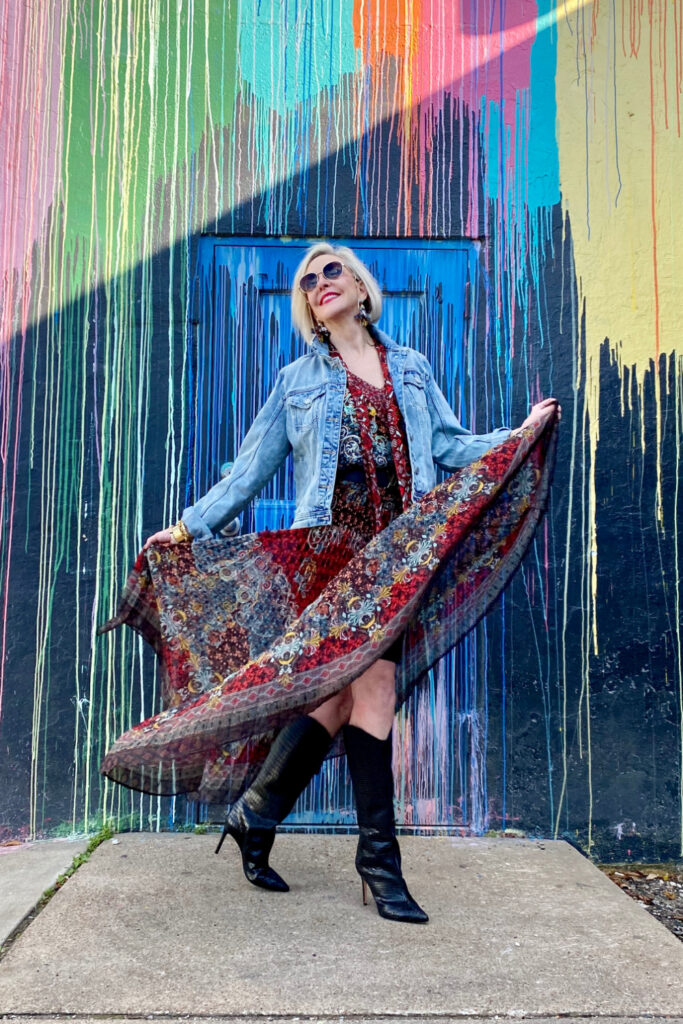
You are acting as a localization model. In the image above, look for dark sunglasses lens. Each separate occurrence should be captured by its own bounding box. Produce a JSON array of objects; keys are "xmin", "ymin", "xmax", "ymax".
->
[
  {"xmin": 299, "ymin": 272, "xmax": 318, "ymax": 292},
  {"xmin": 323, "ymin": 261, "xmax": 343, "ymax": 280}
]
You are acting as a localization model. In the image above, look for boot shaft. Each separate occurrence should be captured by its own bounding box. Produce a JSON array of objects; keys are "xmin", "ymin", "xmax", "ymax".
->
[
  {"xmin": 342, "ymin": 724, "xmax": 396, "ymax": 833},
  {"xmin": 243, "ymin": 715, "xmax": 332, "ymax": 824}
]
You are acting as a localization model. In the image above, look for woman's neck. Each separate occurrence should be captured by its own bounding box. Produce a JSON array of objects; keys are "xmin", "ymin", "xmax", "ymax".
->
[{"xmin": 325, "ymin": 317, "xmax": 372, "ymax": 359}]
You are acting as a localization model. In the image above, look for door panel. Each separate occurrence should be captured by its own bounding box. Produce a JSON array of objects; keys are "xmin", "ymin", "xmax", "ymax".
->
[{"xmin": 191, "ymin": 237, "xmax": 485, "ymax": 829}]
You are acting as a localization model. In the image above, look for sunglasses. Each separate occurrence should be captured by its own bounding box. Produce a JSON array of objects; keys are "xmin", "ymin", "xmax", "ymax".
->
[{"xmin": 299, "ymin": 260, "xmax": 348, "ymax": 293}]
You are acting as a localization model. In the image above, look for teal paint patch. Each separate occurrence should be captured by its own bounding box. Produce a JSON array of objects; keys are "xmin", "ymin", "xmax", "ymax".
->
[
  {"xmin": 483, "ymin": 99, "xmax": 512, "ymax": 203},
  {"xmin": 483, "ymin": 99, "xmax": 501, "ymax": 200},
  {"xmin": 527, "ymin": 1, "xmax": 560, "ymax": 209},
  {"xmin": 238, "ymin": 0, "xmax": 356, "ymax": 110}
]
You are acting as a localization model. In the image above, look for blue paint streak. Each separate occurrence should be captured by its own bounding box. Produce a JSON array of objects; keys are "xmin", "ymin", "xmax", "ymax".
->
[
  {"xmin": 189, "ymin": 238, "xmax": 499, "ymax": 829},
  {"xmin": 527, "ymin": 0, "xmax": 560, "ymax": 210}
]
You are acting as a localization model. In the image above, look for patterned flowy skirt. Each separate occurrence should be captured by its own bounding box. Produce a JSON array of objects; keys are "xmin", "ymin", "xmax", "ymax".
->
[{"xmin": 99, "ymin": 407, "xmax": 558, "ymax": 804}]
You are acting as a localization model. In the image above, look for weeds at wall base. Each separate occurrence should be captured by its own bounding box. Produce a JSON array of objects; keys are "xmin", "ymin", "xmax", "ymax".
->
[{"xmin": 0, "ymin": 823, "xmax": 115, "ymax": 963}]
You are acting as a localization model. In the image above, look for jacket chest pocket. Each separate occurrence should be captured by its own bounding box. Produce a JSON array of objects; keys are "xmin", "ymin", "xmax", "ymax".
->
[
  {"xmin": 285, "ymin": 387, "xmax": 326, "ymax": 436},
  {"xmin": 403, "ymin": 371, "xmax": 429, "ymax": 418}
]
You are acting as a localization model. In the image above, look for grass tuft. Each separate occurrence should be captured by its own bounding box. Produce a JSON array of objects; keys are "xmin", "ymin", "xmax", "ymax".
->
[{"xmin": 0, "ymin": 822, "xmax": 116, "ymax": 961}]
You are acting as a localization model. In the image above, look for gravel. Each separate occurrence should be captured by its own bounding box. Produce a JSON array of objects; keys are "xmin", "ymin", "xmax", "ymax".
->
[{"xmin": 601, "ymin": 864, "xmax": 683, "ymax": 942}]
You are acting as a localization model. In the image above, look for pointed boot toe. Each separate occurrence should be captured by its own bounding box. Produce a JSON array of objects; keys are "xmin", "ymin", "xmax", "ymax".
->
[
  {"xmin": 344, "ymin": 725, "xmax": 429, "ymax": 925},
  {"xmin": 215, "ymin": 716, "xmax": 332, "ymax": 893},
  {"xmin": 228, "ymin": 821, "xmax": 290, "ymax": 892}
]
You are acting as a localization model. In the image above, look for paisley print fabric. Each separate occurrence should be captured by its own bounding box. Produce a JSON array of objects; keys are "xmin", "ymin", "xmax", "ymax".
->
[
  {"xmin": 329, "ymin": 341, "xmax": 412, "ymax": 533},
  {"xmin": 331, "ymin": 366, "xmax": 407, "ymax": 541},
  {"xmin": 99, "ymin": 406, "xmax": 558, "ymax": 804},
  {"xmin": 331, "ymin": 478, "xmax": 404, "ymax": 544},
  {"xmin": 336, "ymin": 379, "xmax": 396, "ymax": 473}
]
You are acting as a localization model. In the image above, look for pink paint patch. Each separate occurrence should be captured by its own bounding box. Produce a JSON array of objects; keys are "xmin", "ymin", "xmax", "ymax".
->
[
  {"xmin": 354, "ymin": 0, "xmax": 536, "ymax": 111},
  {"xmin": 0, "ymin": 0, "xmax": 63, "ymax": 295},
  {"xmin": 0, "ymin": 0, "xmax": 63, "ymax": 720},
  {"xmin": 426, "ymin": 0, "xmax": 538, "ymax": 109},
  {"xmin": 353, "ymin": 0, "xmax": 537, "ymax": 236}
]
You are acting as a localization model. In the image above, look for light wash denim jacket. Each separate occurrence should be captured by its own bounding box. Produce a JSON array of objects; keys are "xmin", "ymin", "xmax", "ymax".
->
[{"xmin": 182, "ymin": 328, "xmax": 510, "ymax": 539}]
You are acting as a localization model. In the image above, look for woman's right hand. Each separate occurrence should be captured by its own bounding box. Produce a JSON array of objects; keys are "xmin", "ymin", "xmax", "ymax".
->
[{"xmin": 142, "ymin": 528, "xmax": 175, "ymax": 551}]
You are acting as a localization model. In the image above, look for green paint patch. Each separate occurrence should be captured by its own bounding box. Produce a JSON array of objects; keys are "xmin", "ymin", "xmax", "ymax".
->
[{"xmin": 60, "ymin": 1, "xmax": 240, "ymax": 263}]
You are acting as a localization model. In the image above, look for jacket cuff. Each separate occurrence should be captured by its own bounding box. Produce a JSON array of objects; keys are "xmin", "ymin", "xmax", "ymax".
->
[
  {"xmin": 482, "ymin": 426, "xmax": 512, "ymax": 445},
  {"xmin": 181, "ymin": 506, "xmax": 214, "ymax": 541}
]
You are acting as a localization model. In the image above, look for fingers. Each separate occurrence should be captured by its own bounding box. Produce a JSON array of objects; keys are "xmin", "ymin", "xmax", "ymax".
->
[
  {"xmin": 143, "ymin": 529, "xmax": 174, "ymax": 551},
  {"xmin": 533, "ymin": 397, "xmax": 562, "ymax": 421},
  {"xmin": 517, "ymin": 398, "xmax": 562, "ymax": 433},
  {"xmin": 542, "ymin": 397, "xmax": 562, "ymax": 421}
]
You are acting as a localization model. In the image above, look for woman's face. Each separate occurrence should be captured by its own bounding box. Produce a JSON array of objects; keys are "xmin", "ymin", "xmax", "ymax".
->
[{"xmin": 304, "ymin": 254, "xmax": 368, "ymax": 324}]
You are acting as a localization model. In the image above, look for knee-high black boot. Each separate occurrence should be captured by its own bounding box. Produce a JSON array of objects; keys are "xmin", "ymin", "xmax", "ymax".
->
[
  {"xmin": 216, "ymin": 715, "xmax": 332, "ymax": 891},
  {"xmin": 343, "ymin": 724, "xmax": 428, "ymax": 923}
]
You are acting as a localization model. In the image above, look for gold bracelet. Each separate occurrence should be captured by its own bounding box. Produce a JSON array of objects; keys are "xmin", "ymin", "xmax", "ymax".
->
[{"xmin": 170, "ymin": 519, "xmax": 192, "ymax": 543}]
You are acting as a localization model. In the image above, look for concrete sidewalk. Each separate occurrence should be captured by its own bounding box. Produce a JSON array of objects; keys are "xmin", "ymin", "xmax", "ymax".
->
[
  {"xmin": 1, "ymin": 834, "xmax": 682, "ymax": 1022},
  {"xmin": 0, "ymin": 838, "xmax": 89, "ymax": 947}
]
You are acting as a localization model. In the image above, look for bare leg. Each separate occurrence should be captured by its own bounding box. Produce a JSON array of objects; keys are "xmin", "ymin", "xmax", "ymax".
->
[
  {"xmin": 308, "ymin": 687, "xmax": 353, "ymax": 736},
  {"xmin": 348, "ymin": 658, "xmax": 397, "ymax": 739},
  {"xmin": 310, "ymin": 658, "xmax": 396, "ymax": 739}
]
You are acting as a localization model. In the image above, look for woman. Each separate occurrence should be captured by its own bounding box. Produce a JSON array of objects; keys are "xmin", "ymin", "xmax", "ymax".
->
[{"xmin": 103, "ymin": 243, "xmax": 559, "ymax": 925}]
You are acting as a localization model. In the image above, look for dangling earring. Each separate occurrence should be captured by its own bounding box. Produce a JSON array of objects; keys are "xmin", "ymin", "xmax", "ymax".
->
[
  {"xmin": 354, "ymin": 300, "xmax": 369, "ymax": 328},
  {"xmin": 310, "ymin": 311, "xmax": 330, "ymax": 343}
]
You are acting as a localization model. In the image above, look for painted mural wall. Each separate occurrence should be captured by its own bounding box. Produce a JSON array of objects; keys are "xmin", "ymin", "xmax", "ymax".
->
[{"xmin": 0, "ymin": 0, "xmax": 681, "ymax": 860}]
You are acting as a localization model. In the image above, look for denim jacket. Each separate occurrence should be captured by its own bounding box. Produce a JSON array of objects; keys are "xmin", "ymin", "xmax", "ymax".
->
[{"xmin": 182, "ymin": 328, "xmax": 510, "ymax": 538}]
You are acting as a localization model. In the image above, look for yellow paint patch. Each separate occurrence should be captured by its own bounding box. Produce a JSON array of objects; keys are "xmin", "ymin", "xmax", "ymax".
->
[
  {"xmin": 555, "ymin": 0, "xmax": 683, "ymax": 850},
  {"xmin": 557, "ymin": 0, "xmax": 683, "ymax": 610},
  {"xmin": 557, "ymin": 0, "xmax": 683, "ymax": 377}
]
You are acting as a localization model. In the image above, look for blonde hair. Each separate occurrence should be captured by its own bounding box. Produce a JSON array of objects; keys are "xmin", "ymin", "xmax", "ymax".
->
[{"xmin": 290, "ymin": 243, "xmax": 383, "ymax": 341}]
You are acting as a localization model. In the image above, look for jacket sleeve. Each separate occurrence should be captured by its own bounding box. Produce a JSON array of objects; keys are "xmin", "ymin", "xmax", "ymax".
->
[
  {"xmin": 181, "ymin": 371, "xmax": 292, "ymax": 539},
  {"xmin": 422, "ymin": 357, "xmax": 511, "ymax": 470}
]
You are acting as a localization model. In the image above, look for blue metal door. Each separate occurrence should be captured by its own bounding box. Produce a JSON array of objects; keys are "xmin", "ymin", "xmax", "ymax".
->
[{"xmin": 190, "ymin": 237, "xmax": 487, "ymax": 831}]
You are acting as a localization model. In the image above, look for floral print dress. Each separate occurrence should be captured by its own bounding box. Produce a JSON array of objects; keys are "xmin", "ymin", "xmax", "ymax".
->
[
  {"xmin": 330, "ymin": 349, "xmax": 409, "ymax": 541},
  {"xmin": 98, "ymin": 350, "xmax": 559, "ymax": 805}
]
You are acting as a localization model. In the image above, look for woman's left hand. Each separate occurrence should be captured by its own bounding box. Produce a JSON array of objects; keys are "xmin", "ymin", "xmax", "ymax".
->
[
  {"xmin": 516, "ymin": 397, "xmax": 561, "ymax": 433},
  {"xmin": 143, "ymin": 528, "xmax": 175, "ymax": 551}
]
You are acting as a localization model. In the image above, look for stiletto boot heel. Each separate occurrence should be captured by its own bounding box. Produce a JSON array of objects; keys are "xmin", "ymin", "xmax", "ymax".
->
[
  {"xmin": 216, "ymin": 716, "xmax": 332, "ymax": 892},
  {"xmin": 215, "ymin": 824, "xmax": 229, "ymax": 855},
  {"xmin": 362, "ymin": 877, "xmax": 368, "ymax": 906}
]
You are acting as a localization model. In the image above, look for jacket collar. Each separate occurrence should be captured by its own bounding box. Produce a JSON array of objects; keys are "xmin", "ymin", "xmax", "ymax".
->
[
  {"xmin": 308, "ymin": 323, "xmax": 400, "ymax": 360},
  {"xmin": 371, "ymin": 325, "xmax": 399, "ymax": 350}
]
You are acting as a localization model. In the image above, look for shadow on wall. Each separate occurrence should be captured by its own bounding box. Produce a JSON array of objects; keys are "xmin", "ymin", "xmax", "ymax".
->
[{"xmin": 0, "ymin": 99, "xmax": 680, "ymax": 863}]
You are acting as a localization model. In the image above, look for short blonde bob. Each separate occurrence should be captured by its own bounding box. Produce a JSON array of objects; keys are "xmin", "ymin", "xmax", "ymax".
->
[{"xmin": 290, "ymin": 242, "xmax": 383, "ymax": 341}]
